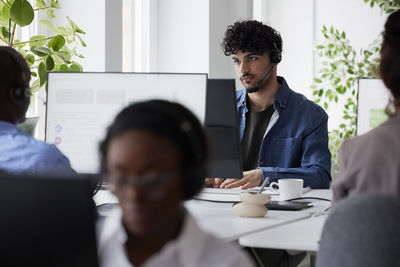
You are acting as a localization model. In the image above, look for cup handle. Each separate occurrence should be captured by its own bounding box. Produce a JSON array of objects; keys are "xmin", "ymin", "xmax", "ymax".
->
[{"xmin": 269, "ymin": 182, "xmax": 279, "ymax": 190}]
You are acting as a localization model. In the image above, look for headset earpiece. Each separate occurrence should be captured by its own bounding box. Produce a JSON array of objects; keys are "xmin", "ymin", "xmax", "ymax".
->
[
  {"xmin": 13, "ymin": 86, "xmax": 26, "ymax": 100},
  {"xmin": 270, "ymin": 42, "xmax": 282, "ymax": 64}
]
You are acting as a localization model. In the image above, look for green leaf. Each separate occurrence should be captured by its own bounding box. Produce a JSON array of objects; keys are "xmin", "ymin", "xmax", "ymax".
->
[
  {"xmin": 50, "ymin": 0, "xmax": 60, "ymax": 9},
  {"xmin": 25, "ymin": 54, "xmax": 35, "ymax": 65},
  {"xmin": 334, "ymin": 78, "xmax": 341, "ymax": 85},
  {"xmin": 49, "ymin": 35, "xmax": 65, "ymax": 51},
  {"xmin": 2, "ymin": 4, "xmax": 10, "ymax": 23},
  {"xmin": 10, "ymin": 0, "xmax": 34, "ymax": 27},
  {"xmin": 30, "ymin": 46, "xmax": 51, "ymax": 57},
  {"xmin": 77, "ymin": 34, "xmax": 86, "ymax": 47},
  {"xmin": 314, "ymin": 78, "xmax": 322, "ymax": 83},
  {"xmin": 1, "ymin": 26, "xmax": 9, "ymax": 40},
  {"xmin": 54, "ymin": 50, "xmax": 70, "ymax": 63},
  {"xmin": 38, "ymin": 61, "xmax": 47, "ymax": 87},
  {"xmin": 46, "ymin": 55, "xmax": 54, "ymax": 70},
  {"xmin": 324, "ymin": 102, "xmax": 328, "ymax": 110},
  {"xmin": 30, "ymin": 79, "xmax": 40, "ymax": 93},
  {"xmin": 40, "ymin": 19, "xmax": 57, "ymax": 33},
  {"xmin": 35, "ymin": 0, "xmax": 46, "ymax": 8},
  {"xmin": 59, "ymin": 64, "xmax": 68, "ymax": 72},
  {"xmin": 68, "ymin": 62, "xmax": 82, "ymax": 72},
  {"xmin": 31, "ymin": 71, "xmax": 37, "ymax": 77},
  {"xmin": 316, "ymin": 45, "xmax": 324, "ymax": 49},
  {"xmin": 67, "ymin": 16, "xmax": 85, "ymax": 34},
  {"xmin": 46, "ymin": 8, "xmax": 55, "ymax": 18},
  {"xmin": 29, "ymin": 35, "xmax": 47, "ymax": 47}
]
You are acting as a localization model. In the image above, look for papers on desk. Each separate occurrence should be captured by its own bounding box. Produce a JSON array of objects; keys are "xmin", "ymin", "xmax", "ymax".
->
[{"xmin": 196, "ymin": 187, "xmax": 312, "ymax": 203}]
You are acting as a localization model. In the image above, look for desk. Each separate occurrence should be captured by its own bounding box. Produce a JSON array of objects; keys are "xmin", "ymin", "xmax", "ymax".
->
[
  {"xmin": 94, "ymin": 189, "xmax": 331, "ymax": 247},
  {"xmin": 239, "ymin": 190, "xmax": 332, "ymax": 252},
  {"xmin": 185, "ymin": 200, "xmax": 310, "ymax": 242}
]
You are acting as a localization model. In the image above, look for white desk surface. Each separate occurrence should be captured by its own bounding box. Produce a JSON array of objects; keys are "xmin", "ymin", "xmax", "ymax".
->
[
  {"xmin": 94, "ymin": 189, "xmax": 332, "ymax": 244},
  {"xmin": 185, "ymin": 200, "xmax": 310, "ymax": 242},
  {"xmin": 239, "ymin": 190, "xmax": 332, "ymax": 252}
]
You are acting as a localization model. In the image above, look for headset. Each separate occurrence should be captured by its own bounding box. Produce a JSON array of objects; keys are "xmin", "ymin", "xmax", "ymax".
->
[
  {"xmin": 0, "ymin": 47, "xmax": 31, "ymax": 101},
  {"xmin": 270, "ymin": 41, "xmax": 282, "ymax": 64}
]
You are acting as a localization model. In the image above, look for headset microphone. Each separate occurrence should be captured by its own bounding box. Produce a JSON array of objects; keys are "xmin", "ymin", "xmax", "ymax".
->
[{"xmin": 248, "ymin": 63, "xmax": 275, "ymax": 93}]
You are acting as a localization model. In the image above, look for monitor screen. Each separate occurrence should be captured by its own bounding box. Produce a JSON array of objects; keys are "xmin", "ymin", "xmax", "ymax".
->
[
  {"xmin": 0, "ymin": 173, "xmax": 98, "ymax": 267},
  {"xmin": 45, "ymin": 72, "xmax": 207, "ymax": 173},
  {"xmin": 357, "ymin": 78, "xmax": 391, "ymax": 135}
]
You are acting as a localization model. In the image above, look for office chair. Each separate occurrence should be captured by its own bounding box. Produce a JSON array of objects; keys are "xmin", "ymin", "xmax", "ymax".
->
[{"xmin": 316, "ymin": 193, "xmax": 400, "ymax": 267}]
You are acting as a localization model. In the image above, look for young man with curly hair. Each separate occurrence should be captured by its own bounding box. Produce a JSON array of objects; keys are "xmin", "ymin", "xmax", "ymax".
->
[
  {"xmin": 205, "ymin": 19, "xmax": 332, "ymax": 267},
  {"xmin": 207, "ymin": 20, "xmax": 331, "ymax": 191}
]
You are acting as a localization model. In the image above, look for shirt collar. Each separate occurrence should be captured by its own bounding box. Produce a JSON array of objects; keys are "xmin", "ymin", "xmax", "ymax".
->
[
  {"xmin": 238, "ymin": 76, "xmax": 291, "ymax": 111},
  {"xmin": 100, "ymin": 207, "xmax": 128, "ymax": 247},
  {"xmin": 273, "ymin": 76, "xmax": 290, "ymax": 110},
  {"xmin": 0, "ymin": 121, "xmax": 21, "ymax": 134},
  {"xmin": 101, "ymin": 207, "xmax": 208, "ymax": 267}
]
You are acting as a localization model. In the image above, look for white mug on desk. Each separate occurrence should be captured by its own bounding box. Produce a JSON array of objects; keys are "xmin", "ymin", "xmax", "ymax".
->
[{"xmin": 269, "ymin": 179, "xmax": 304, "ymax": 201}]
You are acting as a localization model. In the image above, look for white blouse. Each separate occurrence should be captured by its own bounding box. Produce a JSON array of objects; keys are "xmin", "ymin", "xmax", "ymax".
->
[{"xmin": 97, "ymin": 207, "xmax": 254, "ymax": 267}]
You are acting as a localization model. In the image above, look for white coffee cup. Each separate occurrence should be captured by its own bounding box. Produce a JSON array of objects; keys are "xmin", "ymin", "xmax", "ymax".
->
[{"xmin": 269, "ymin": 178, "xmax": 304, "ymax": 201}]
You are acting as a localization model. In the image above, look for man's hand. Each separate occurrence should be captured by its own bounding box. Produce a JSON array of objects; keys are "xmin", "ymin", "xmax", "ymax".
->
[
  {"xmin": 219, "ymin": 168, "xmax": 263, "ymax": 189},
  {"xmin": 205, "ymin": 178, "xmax": 225, "ymax": 188}
]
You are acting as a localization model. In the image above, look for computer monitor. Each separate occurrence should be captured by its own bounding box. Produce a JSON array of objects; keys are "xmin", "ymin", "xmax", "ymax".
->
[
  {"xmin": 357, "ymin": 78, "xmax": 391, "ymax": 135},
  {"xmin": 0, "ymin": 173, "xmax": 98, "ymax": 267},
  {"xmin": 205, "ymin": 79, "xmax": 243, "ymax": 178},
  {"xmin": 45, "ymin": 72, "xmax": 207, "ymax": 173}
]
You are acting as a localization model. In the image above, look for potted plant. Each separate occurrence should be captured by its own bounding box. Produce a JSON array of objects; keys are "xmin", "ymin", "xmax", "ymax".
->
[
  {"xmin": 311, "ymin": 0, "xmax": 399, "ymax": 178},
  {"xmin": 0, "ymin": 0, "xmax": 85, "ymax": 136}
]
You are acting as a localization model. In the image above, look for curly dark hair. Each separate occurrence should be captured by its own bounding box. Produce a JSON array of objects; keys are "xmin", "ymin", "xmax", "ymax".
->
[
  {"xmin": 99, "ymin": 100, "xmax": 209, "ymax": 200},
  {"xmin": 221, "ymin": 20, "xmax": 283, "ymax": 61},
  {"xmin": 379, "ymin": 9, "xmax": 400, "ymax": 109}
]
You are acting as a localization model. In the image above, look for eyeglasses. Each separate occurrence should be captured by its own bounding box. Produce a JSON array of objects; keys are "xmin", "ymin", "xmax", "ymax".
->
[{"xmin": 109, "ymin": 169, "xmax": 180, "ymax": 199}]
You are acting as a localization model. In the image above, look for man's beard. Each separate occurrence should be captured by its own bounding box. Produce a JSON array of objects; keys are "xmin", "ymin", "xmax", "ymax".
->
[{"xmin": 246, "ymin": 86, "xmax": 259, "ymax": 94}]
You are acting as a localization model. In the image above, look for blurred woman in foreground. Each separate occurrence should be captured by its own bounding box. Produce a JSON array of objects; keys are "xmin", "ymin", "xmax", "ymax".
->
[{"xmin": 97, "ymin": 100, "xmax": 254, "ymax": 267}]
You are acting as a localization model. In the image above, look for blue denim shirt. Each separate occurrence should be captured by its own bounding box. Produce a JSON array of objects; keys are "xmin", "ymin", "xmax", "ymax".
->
[
  {"xmin": 0, "ymin": 121, "xmax": 75, "ymax": 175},
  {"xmin": 237, "ymin": 77, "xmax": 331, "ymax": 189}
]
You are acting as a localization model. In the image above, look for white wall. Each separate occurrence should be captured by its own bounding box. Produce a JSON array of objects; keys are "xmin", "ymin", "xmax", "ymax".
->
[
  {"xmin": 208, "ymin": 0, "xmax": 253, "ymax": 90},
  {"xmin": 155, "ymin": 0, "xmax": 209, "ymax": 73},
  {"xmin": 261, "ymin": 0, "xmax": 315, "ymax": 99}
]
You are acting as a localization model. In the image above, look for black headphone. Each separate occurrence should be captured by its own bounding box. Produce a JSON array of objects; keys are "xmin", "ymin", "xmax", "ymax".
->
[
  {"xmin": 0, "ymin": 47, "xmax": 30, "ymax": 100},
  {"xmin": 270, "ymin": 42, "xmax": 282, "ymax": 64}
]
